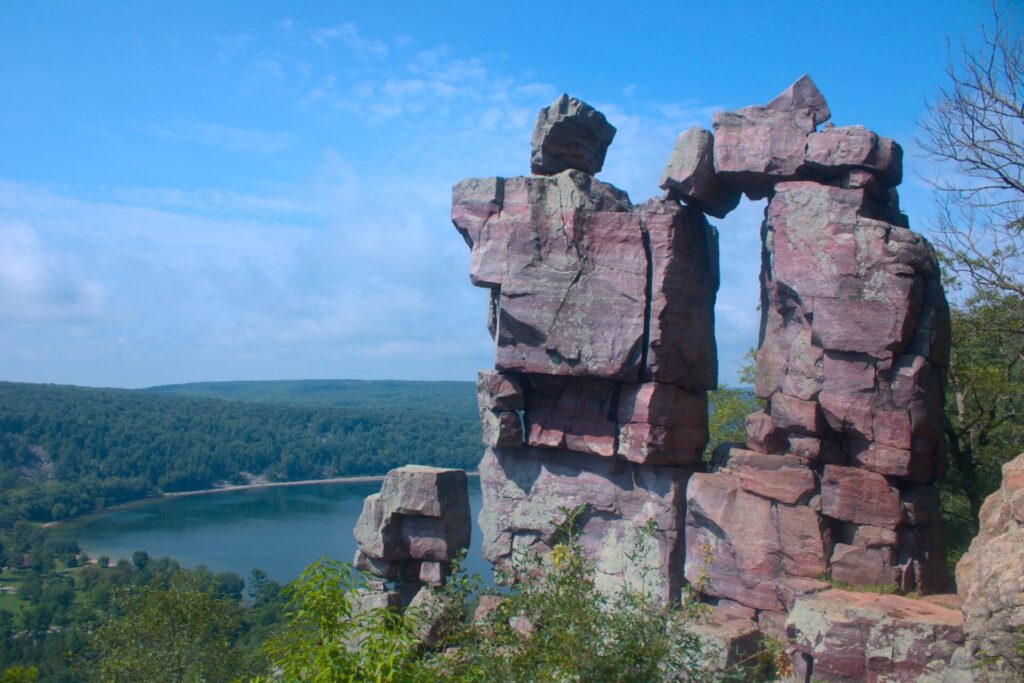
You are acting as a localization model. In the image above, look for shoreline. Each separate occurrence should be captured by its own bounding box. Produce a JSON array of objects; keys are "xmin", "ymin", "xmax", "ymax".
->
[{"xmin": 42, "ymin": 471, "xmax": 480, "ymax": 528}]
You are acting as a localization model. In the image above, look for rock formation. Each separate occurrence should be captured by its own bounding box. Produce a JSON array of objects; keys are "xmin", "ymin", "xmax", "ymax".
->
[
  {"xmin": 454, "ymin": 93, "xmax": 718, "ymax": 604},
  {"xmin": 954, "ymin": 453, "xmax": 1024, "ymax": 681},
  {"xmin": 682, "ymin": 77, "xmax": 950, "ymax": 627},
  {"xmin": 452, "ymin": 78, "xmax": 956, "ymax": 678},
  {"xmin": 354, "ymin": 465, "xmax": 471, "ymax": 606}
]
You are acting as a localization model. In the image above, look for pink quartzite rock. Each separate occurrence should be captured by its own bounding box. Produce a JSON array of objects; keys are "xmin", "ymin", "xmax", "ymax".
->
[
  {"xmin": 820, "ymin": 465, "xmax": 901, "ymax": 527},
  {"xmin": 711, "ymin": 75, "xmax": 830, "ymax": 199},
  {"xmin": 688, "ymin": 616, "xmax": 763, "ymax": 673},
  {"xmin": 806, "ymin": 125, "xmax": 903, "ymax": 188},
  {"xmin": 658, "ymin": 127, "xmax": 741, "ymax": 218},
  {"xmin": 477, "ymin": 370, "xmax": 524, "ymax": 411},
  {"xmin": 452, "ymin": 171, "xmax": 646, "ymax": 381},
  {"xmin": 523, "ymin": 375, "xmax": 617, "ymax": 457},
  {"xmin": 955, "ymin": 453, "xmax": 1024, "ymax": 681},
  {"xmin": 718, "ymin": 447, "xmax": 817, "ymax": 504},
  {"xmin": 530, "ymin": 94, "xmax": 616, "ymax": 175},
  {"xmin": 766, "ymin": 73, "xmax": 832, "ymax": 126},
  {"xmin": 684, "ymin": 472, "xmax": 829, "ymax": 611},
  {"xmin": 829, "ymin": 523, "xmax": 899, "ymax": 586},
  {"xmin": 616, "ymin": 382, "xmax": 708, "ymax": 466},
  {"xmin": 640, "ymin": 198, "xmax": 719, "ymax": 389},
  {"xmin": 480, "ymin": 408, "xmax": 522, "ymax": 449},
  {"xmin": 745, "ymin": 409, "xmax": 788, "ymax": 454},
  {"xmin": 479, "ymin": 446, "xmax": 689, "ymax": 605},
  {"xmin": 766, "ymin": 182, "xmax": 929, "ymax": 357},
  {"xmin": 354, "ymin": 466, "xmax": 470, "ymax": 572},
  {"xmin": 771, "ymin": 392, "xmax": 825, "ymax": 435},
  {"xmin": 712, "ymin": 105, "xmax": 815, "ymax": 198},
  {"xmin": 786, "ymin": 590, "xmax": 964, "ymax": 682}
]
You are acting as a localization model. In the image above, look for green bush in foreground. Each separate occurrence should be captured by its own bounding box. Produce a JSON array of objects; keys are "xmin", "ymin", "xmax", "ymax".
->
[{"xmin": 258, "ymin": 508, "xmax": 781, "ymax": 683}]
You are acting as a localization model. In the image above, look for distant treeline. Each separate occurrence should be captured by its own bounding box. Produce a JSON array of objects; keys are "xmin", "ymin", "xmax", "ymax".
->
[{"xmin": 0, "ymin": 380, "xmax": 481, "ymax": 524}]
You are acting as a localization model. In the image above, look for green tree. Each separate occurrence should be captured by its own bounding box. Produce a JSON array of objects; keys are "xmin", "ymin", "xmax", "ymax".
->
[
  {"xmin": 706, "ymin": 349, "xmax": 760, "ymax": 458},
  {"xmin": 255, "ymin": 557, "xmax": 418, "ymax": 683},
  {"xmin": 918, "ymin": 6, "xmax": 1024, "ymax": 547},
  {"xmin": 84, "ymin": 572, "xmax": 248, "ymax": 683},
  {"xmin": 1, "ymin": 666, "xmax": 38, "ymax": 683}
]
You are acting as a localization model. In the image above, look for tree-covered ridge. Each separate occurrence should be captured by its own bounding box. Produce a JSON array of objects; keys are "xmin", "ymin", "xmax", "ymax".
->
[
  {"xmin": 0, "ymin": 381, "xmax": 481, "ymax": 524},
  {"xmin": 144, "ymin": 379, "xmax": 478, "ymax": 417}
]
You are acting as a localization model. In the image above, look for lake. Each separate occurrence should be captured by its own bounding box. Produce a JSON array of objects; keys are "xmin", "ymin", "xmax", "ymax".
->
[{"xmin": 50, "ymin": 478, "xmax": 491, "ymax": 584}]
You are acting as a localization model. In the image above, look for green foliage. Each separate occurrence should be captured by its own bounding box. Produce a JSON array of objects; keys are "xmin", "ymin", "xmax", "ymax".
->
[
  {"xmin": 83, "ymin": 571, "xmax": 250, "ymax": 683},
  {"xmin": 410, "ymin": 508, "xmax": 764, "ymax": 683},
  {"xmin": 707, "ymin": 387, "xmax": 759, "ymax": 457},
  {"xmin": 940, "ymin": 291, "xmax": 1024, "ymax": 561},
  {"xmin": 1, "ymin": 666, "xmax": 38, "ymax": 683},
  {"xmin": 706, "ymin": 349, "xmax": 760, "ymax": 459},
  {"xmin": 255, "ymin": 557, "xmax": 418, "ymax": 683}
]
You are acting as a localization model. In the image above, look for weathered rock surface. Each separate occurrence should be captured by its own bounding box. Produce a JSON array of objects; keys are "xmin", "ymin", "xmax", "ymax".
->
[
  {"xmin": 530, "ymin": 93, "xmax": 616, "ymax": 175},
  {"xmin": 659, "ymin": 127, "xmax": 741, "ymax": 218},
  {"xmin": 717, "ymin": 447, "xmax": 817, "ymax": 504},
  {"xmin": 641, "ymin": 198, "xmax": 719, "ymax": 390},
  {"xmin": 688, "ymin": 614, "xmax": 763, "ymax": 672},
  {"xmin": 453, "ymin": 172, "xmax": 645, "ymax": 381},
  {"xmin": 479, "ymin": 446, "xmax": 688, "ymax": 605},
  {"xmin": 616, "ymin": 382, "xmax": 708, "ymax": 466},
  {"xmin": 477, "ymin": 370, "xmax": 524, "ymax": 411},
  {"xmin": 354, "ymin": 466, "xmax": 471, "ymax": 593},
  {"xmin": 766, "ymin": 73, "xmax": 832, "ymax": 126},
  {"xmin": 955, "ymin": 453, "xmax": 1024, "ymax": 681},
  {"xmin": 806, "ymin": 125, "xmax": 903, "ymax": 187},
  {"xmin": 522, "ymin": 374, "xmax": 617, "ymax": 457},
  {"xmin": 787, "ymin": 589, "xmax": 964, "ymax": 682},
  {"xmin": 712, "ymin": 105, "xmax": 816, "ymax": 197},
  {"xmin": 684, "ymin": 471, "xmax": 829, "ymax": 611}
]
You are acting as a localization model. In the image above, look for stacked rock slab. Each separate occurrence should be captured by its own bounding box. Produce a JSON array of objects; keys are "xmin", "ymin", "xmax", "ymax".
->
[
  {"xmin": 353, "ymin": 465, "xmax": 471, "ymax": 606},
  {"xmin": 677, "ymin": 76, "xmax": 951, "ymax": 628},
  {"xmin": 454, "ymin": 94, "xmax": 719, "ymax": 605}
]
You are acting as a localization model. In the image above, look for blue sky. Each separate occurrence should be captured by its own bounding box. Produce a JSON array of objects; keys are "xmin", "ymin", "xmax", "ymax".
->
[{"xmin": 0, "ymin": 1, "xmax": 1006, "ymax": 388}]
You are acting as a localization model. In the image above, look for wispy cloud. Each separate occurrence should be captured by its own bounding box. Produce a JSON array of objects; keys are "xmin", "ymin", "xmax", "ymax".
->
[
  {"xmin": 147, "ymin": 121, "xmax": 291, "ymax": 153},
  {"xmin": 0, "ymin": 20, "xmax": 764, "ymax": 386},
  {"xmin": 311, "ymin": 22, "xmax": 388, "ymax": 58},
  {"xmin": 0, "ymin": 219, "xmax": 105, "ymax": 323}
]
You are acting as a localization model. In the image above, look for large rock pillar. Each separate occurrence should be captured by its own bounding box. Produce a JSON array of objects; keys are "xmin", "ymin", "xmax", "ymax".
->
[{"xmin": 453, "ymin": 94, "xmax": 718, "ymax": 605}]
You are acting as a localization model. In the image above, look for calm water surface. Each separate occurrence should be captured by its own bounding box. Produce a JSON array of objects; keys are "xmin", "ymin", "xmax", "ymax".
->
[{"xmin": 50, "ymin": 478, "xmax": 489, "ymax": 584}]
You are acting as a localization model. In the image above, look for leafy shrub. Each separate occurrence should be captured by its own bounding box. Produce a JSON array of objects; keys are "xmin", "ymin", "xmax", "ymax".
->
[{"xmin": 257, "ymin": 508, "xmax": 781, "ymax": 682}]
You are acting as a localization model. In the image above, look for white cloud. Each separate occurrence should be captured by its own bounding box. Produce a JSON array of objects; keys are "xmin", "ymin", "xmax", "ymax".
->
[
  {"xmin": 0, "ymin": 220, "xmax": 105, "ymax": 323},
  {"xmin": 311, "ymin": 22, "xmax": 388, "ymax": 58},
  {"xmin": 147, "ymin": 121, "xmax": 291, "ymax": 153},
  {"xmin": 0, "ymin": 22, "xmax": 767, "ymax": 387}
]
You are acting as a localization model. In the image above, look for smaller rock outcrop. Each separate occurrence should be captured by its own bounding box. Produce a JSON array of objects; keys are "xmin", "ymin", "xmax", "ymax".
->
[
  {"xmin": 353, "ymin": 465, "xmax": 471, "ymax": 606},
  {"xmin": 530, "ymin": 94, "xmax": 616, "ymax": 175},
  {"xmin": 659, "ymin": 127, "xmax": 741, "ymax": 218},
  {"xmin": 955, "ymin": 453, "xmax": 1024, "ymax": 681},
  {"xmin": 787, "ymin": 589, "xmax": 964, "ymax": 682}
]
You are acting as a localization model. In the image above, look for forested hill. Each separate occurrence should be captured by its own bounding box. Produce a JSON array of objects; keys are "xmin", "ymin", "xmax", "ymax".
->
[
  {"xmin": 143, "ymin": 379, "xmax": 476, "ymax": 417},
  {"xmin": 0, "ymin": 380, "xmax": 480, "ymax": 524}
]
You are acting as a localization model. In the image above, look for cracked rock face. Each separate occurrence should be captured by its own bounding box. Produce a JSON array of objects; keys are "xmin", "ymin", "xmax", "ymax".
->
[
  {"xmin": 955, "ymin": 453, "xmax": 1024, "ymax": 681},
  {"xmin": 786, "ymin": 589, "xmax": 964, "ymax": 682},
  {"xmin": 353, "ymin": 466, "xmax": 471, "ymax": 596},
  {"xmin": 452, "ymin": 81, "xmax": 953, "ymax": 618},
  {"xmin": 479, "ymin": 446, "xmax": 689, "ymax": 605},
  {"xmin": 677, "ymin": 75, "xmax": 950, "ymax": 609}
]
